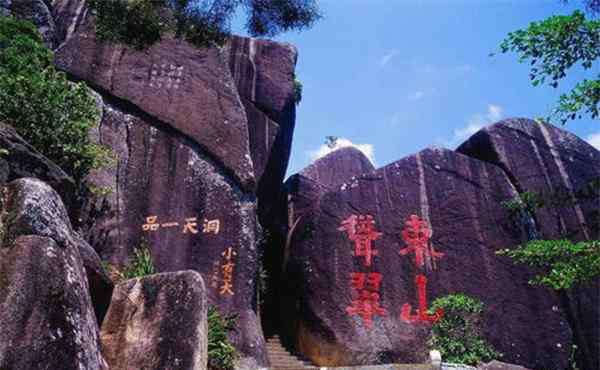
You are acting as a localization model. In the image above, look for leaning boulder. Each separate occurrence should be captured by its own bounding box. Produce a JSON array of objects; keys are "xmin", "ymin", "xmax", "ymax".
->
[
  {"xmin": 100, "ymin": 271, "xmax": 207, "ymax": 370},
  {"xmin": 0, "ymin": 178, "xmax": 107, "ymax": 369},
  {"xmin": 457, "ymin": 118, "xmax": 600, "ymax": 370},
  {"xmin": 2, "ymin": 177, "xmax": 113, "ymax": 324},
  {"xmin": 54, "ymin": 17, "xmax": 255, "ymax": 189},
  {"xmin": 284, "ymin": 147, "xmax": 571, "ymax": 369}
]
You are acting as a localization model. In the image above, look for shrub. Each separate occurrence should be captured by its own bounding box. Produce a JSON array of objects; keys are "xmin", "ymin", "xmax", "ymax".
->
[
  {"xmin": 428, "ymin": 293, "xmax": 502, "ymax": 366},
  {"xmin": 121, "ymin": 244, "xmax": 156, "ymax": 280},
  {"xmin": 293, "ymin": 77, "xmax": 303, "ymax": 105},
  {"xmin": 497, "ymin": 240, "xmax": 600, "ymax": 290},
  {"xmin": 208, "ymin": 306, "xmax": 238, "ymax": 370},
  {"xmin": 88, "ymin": 0, "xmax": 321, "ymax": 50},
  {"xmin": 0, "ymin": 15, "xmax": 113, "ymax": 183}
]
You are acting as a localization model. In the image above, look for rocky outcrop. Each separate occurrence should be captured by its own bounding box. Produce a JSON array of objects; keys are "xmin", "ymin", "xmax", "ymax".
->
[
  {"xmin": 457, "ymin": 118, "xmax": 600, "ymax": 370},
  {"xmin": 1, "ymin": 177, "xmax": 113, "ymax": 324},
  {"xmin": 55, "ymin": 21, "xmax": 255, "ymax": 190},
  {"xmin": 100, "ymin": 271, "xmax": 207, "ymax": 370},
  {"xmin": 0, "ymin": 122, "xmax": 76, "ymax": 212},
  {"xmin": 47, "ymin": 3, "xmax": 298, "ymax": 365},
  {"xmin": 300, "ymin": 146, "xmax": 375, "ymax": 190},
  {"xmin": 79, "ymin": 100, "xmax": 267, "ymax": 364},
  {"xmin": 0, "ymin": 178, "xmax": 107, "ymax": 369},
  {"xmin": 284, "ymin": 147, "xmax": 571, "ymax": 369}
]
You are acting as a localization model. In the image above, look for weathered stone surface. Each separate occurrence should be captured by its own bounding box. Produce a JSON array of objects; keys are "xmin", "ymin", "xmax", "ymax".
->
[
  {"xmin": 100, "ymin": 271, "xmax": 207, "ymax": 370},
  {"xmin": 478, "ymin": 361, "xmax": 531, "ymax": 370},
  {"xmin": 0, "ymin": 122, "xmax": 76, "ymax": 211},
  {"xmin": 0, "ymin": 178, "xmax": 107, "ymax": 369},
  {"xmin": 457, "ymin": 118, "xmax": 600, "ymax": 241},
  {"xmin": 300, "ymin": 146, "xmax": 375, "ymax": 190},
  {"xmin": 284, "ymin": 147, "xmax": 571, "ymax": 369},
  {"xmin": 226, "ymin": 35, "xmax": 298, "ymax": 220},
  {"xmin": 8, "ymin": 0, "xmax": 57, "ymax": 47},
  {"xmin": 80, "ymin": 101, "xmax": 267, "ymax": 365},
  {"xmin": 2, "ymin": 177, "xmax": 113, "ymax": 324},
  {"xmin": 50, "ymin": 0, "xmax": 87, "ymax": 47},
  {"xmin": 457, "ymin": 118, "xmax": 600, "ymax": 370},
  {"xmin": 54, "ymin": 19, "xmax": 255, "ymax": 190}
]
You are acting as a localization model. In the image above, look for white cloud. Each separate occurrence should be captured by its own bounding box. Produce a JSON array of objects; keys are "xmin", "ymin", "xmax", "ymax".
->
[
  {"xmin": 408, "ymin": 91, "xmax": 425, "ymax": 101},
  {"xmin": 443, "ymin": 104, "xmax": 505, "ymax": 148},
  {"xmin": 379, "ymin": 49, "xmax": 399, "ymax": 68},
  {"xmin": 308, "ymin": 138, "xmax": 376, "ymax": 164},
  {"xmin": 587, "ymin": 132, "xmax": 600, "ymax": 150}
]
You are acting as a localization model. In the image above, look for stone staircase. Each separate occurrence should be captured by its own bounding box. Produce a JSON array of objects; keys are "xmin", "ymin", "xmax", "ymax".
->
[{"xmin": 266, "ymin": 335, "xmax": 317, "ymax": 370}]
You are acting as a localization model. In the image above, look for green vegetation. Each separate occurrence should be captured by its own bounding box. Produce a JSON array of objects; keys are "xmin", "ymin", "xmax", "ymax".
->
[
  {"xmin": 324, "ymin": 135, "xmax": 339, "ymax": 149},
  {"xmin": 497, "ymin": 2, "xmax": 599, "ymax": 124},
  {"xmin": 0, "ymin": 16, "xmax": 113, "ymax": 183},
  {"xmin": 293, "ymin": 76, "xmax": 303, "ymax": 105},
  {"xmin": 208, "ymin": 306, "xmax": 238, "ymax": 370},
  {"xmin": 428, "ymin": 293, "xmax": 502, "ymax": 366},
  {"xmin": 497, "ymin": 240, "xmax": 600, "ymax": 290},
  {"xmin": 121, "ymin": 244, "xmax": 156, "ymax": 280},
  {"xmin": 89, "ymin": 0, "xmax": 322, "ymax": 50},
  {"xmin": 499, "ymin": 182, "xmax": 600, "ymax": 290},
  {"xmin": 501, "ymin": 190, "xmax": 544, "ymax": 219}
]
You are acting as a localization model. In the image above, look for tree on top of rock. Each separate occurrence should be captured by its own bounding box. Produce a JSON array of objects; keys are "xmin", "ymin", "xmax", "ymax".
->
[
  {"xmin": 496, "ymin": 0, "xmax": 599, "ymax": 124},
  {"xmin": 89, "ymin": 0, "xmax": 322, "ymax": 49}
]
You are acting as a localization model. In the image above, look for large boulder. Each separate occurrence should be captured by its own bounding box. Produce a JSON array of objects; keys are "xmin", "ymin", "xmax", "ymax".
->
[
  {"xmin": 284, "ymin": 147, "xmax": 571, "ymax": 369},
  {"xmin": 0, "ymin": 178, "xmax": 107, "ymax": 369},
  {"xmin": 226, "ymin": 35, "xmax": 298, "ymax": 189},
  {"xmin": 0, "ymin": 122, "xmax": 76, "ymax": 212},
  {"xmin": 299, "ymin": 146, "xmax": 375, "ymax": 190},
  {"xmin": 457, "ymin": 118, "xmax": 600, "ymax": 370},
  {"xmin": 79, "ymin": 101, "xmax": 268, "ymax": 365},
  {"xmin": 100, "ymin": 271, "xmax": 207, "ymax": 370},
  {"xmin": 1, "ymin": 177, "xmax": 113, "ymax": 324},
  {"xmin": 54, "ymin": 18, "xmax": 255, "ymax": 190}
]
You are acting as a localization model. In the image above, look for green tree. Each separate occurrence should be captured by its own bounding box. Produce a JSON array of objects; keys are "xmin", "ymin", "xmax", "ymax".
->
[
  {"xmin": 89, "ymin": 0, "xmax": 322, "ymax": 50},
  {"xmin": 0, "ymin": 15, "xmax": 112, "ymax": 183},
  {"xmin": 207, "ymin": 306, "xmax": 238, "ymax": 370},
  {"xmin": 428, "ymin": 294, "xmax": 502, "ymax": 366},
  {"xmin": 497, "ymin": 1, "xmax": 599, "ymax": 124},
  {"xmin": 498, "ymin": 240, "xmax": 600, "ymax": 290}
]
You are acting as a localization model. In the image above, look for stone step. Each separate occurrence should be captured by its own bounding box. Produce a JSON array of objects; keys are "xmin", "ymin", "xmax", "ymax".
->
[{"xmin": 266, "ymin": 335, "xmax": 316, "ymax": 370}]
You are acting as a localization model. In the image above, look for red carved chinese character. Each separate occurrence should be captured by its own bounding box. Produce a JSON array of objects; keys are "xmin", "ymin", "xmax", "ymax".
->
[
  {"xmin": 399, "ymin": 214, "xmax": 443, "ymax": 269},
  {"xmin": 400, "ymin": 274, "xmax": 443, "ymax": 324},
  {"xmin": 338, "ymin": 214, "xmax": 383, "ymax": 267},
  {"xmin": 350, "ymin": 272, "xmax": 382, "ymax": 291},
  {"xmin": 346, "ymin": 290, "xmax": 387, "ymax": 329}
]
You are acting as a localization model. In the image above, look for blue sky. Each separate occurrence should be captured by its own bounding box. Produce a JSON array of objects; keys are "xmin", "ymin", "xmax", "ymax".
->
[{"xmin": 233, "ymin": 0, "xmax": 600, "ymax": 176}]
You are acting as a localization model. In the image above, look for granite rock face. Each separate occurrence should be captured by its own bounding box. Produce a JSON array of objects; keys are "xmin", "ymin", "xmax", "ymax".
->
[
  {"xmin": 2, "ymin": 177, "xmax": 113, "ymax": 324},
  {"xmin": 54, "ymin": 19, "xmax": 255, "ymax": 189},
  {"xmin": 457, "ymin": 118, "xmax": 600, "ymax": 370},
  {"xmin": 100, "ymin": 271, "xmax": 207, "ymax": 370},
  {"xmin": 284, "ymin": 147, "xmax": 572, "ymax": 369},
  {"xmin": 0, "ymin": 178, "xmax": 107, "ymax": 369},
  {"xmin": 46, "ymin": 2, "xmax": 299, "ymax": 365},
  {"xmin": 80, "ymin": 101, "xmax": 267, "ymax": 364},
  {"xmin": 300, "ymin": 146, "xmax": 375, "ymax": 190}
]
